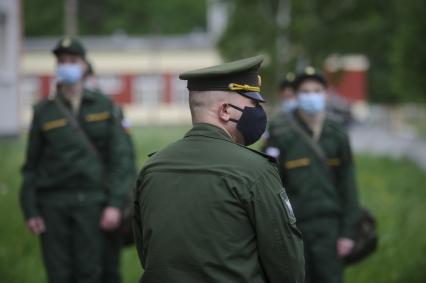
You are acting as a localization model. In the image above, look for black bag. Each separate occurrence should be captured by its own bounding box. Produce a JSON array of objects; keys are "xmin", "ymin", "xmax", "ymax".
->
[{"xmin": 343, "ymin": 208, "xmax": 378, "ymax": 265}]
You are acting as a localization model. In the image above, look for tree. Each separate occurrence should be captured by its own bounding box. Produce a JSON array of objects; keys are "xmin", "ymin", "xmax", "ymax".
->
[
  {"xmin": 23, "ymin": 0, "xmax": 206, "ymax": 36},
  {"xmin": 218, "ymin": 0, "xmax": 422, "ymax": 103},
  {"xmin": 391, "ymin": 0, "xmax": 426, "ymax": 102}
]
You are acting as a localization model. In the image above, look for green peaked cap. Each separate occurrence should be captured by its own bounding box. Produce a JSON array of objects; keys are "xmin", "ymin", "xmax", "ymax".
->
[{"xmin": 179, "ymin": 55, "xmax": 265, "ymax": 102}]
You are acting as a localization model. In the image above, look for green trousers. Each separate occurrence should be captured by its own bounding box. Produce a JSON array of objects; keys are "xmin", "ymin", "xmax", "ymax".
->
[
  {"xmin": 102, "ymin": 230, "xmax": 123, "ymax": 283},
  {"xmin": 298, "ymin": 217, "xmax": 343, "ymax": 283},
  {"xmin": 39, "ymin": 203, "xmax": 103, "ymax": 283}
]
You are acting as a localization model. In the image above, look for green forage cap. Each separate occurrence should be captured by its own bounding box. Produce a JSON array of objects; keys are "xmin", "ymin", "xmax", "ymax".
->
[
  {"xmin": 293, "ymin": 66, "xmax": 327, "ymax": 89},
  {"xmin": 179, "ymin": 55, "xmax": 265, "ymax": 102},
  {"xmin": 52, "ymin": 37, "xmax": 86, "ymax": 58}
]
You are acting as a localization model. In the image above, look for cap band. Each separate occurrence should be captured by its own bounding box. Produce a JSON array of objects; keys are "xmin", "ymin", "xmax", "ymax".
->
[{"xmin": 228, "ymin": 83, "xmax": 260, "ymax": 92}]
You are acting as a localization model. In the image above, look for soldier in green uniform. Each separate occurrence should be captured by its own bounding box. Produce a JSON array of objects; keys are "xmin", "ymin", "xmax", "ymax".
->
[
  {"xmin": 133, "ymin": 56, "xmax": 305, "ymax": 283},
  {"xmin": 82, "ymin": 58, "xmax": 138, "ymax": 283},
  {"xmin": 263, "ymin": 67, "xmax": 360, "ymax": 283},
  {"xmin": 20, "ymin": 38, "xmax": 129, "ymax": 283},
  {"xmin": 278, "ymin": 72, "xmax": 297, "ymax": 113}
]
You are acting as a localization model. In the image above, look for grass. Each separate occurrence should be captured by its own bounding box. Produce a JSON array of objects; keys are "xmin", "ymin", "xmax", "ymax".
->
[{"xmin": 0, "ymin": 125, "xmax": 425, "ymax": 283}]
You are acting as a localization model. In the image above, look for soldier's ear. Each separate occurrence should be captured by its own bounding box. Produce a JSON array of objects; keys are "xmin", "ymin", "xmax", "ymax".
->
[{"xmin": 218, "ymin": 103, "xmax": 231, "ymax": 122}]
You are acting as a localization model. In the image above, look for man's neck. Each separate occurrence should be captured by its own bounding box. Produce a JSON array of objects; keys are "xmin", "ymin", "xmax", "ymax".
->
[
  {"xmin": 299, "ymin": 110, "xmax": 326, "ymax": 141},
  {"xmin": 59, "ymin": 83, "xmax": 83, "ymax": 113},
  {"xmin": 192, "ymin": 117, "xmax": 240, "ymax": 144}
]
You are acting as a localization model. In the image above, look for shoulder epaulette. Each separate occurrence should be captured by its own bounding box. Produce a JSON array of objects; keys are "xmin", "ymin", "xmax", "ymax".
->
[{"xmin": 237, "ymin": 145, "xmax": 277, "ymax": 163}]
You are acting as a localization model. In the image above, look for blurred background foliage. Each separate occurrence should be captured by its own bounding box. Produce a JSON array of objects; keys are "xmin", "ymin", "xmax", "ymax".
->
[{"xmin": 23, "ymin": 0, "xmax": 426, "ymax": 103}]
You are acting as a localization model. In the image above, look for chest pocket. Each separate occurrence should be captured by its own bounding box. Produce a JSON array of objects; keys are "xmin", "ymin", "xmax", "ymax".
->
[{"xmin": 285, "ymin": 158, "xmax": 310, "ymax": 170}]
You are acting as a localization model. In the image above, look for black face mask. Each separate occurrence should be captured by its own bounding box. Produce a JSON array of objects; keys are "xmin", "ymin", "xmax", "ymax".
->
[{"xmin": 228, "ymin": 103, "xmax": 267, "ymax": 146}]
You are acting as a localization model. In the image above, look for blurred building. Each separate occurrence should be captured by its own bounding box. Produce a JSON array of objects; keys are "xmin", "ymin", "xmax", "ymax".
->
[
  {"xmin": 21, "ymin": 34, "xmax": 222, "ymax": 126},
  {"xmin": 0, "ymin": 0, "xmax": 20, "ymax": 137},
  {"xmin": 324, "ymin": 54, "xmax": 370, "ymax": 123}
]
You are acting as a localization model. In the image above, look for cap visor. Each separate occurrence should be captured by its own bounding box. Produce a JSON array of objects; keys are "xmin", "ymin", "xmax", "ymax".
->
[{"xmin": 238, "ymin": 91, "xmax": 266, "ymax": 103}]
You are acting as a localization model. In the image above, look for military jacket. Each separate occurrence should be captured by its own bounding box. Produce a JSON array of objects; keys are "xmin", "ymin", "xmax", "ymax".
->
[
  {"xmin": 20, "ymin": 89, "xmax": 128, "ymax": 219},
  {"xmin": 264, "ymin": 111, "xmax": 360, "ymax": 239},
  {"xmin": 133, "ymin": 123, "xmax": 305, "ymax": 283}
]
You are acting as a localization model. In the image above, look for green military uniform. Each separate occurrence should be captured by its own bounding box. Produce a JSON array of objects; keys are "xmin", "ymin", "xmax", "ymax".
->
[
  {"xmin": 20, "ymin": 88, "xmax": 128, "ymax": 283},
  {"xmin": 133, "ymin": 56, "xmax": 305, "ymax": 283},
  {"xmin": 102, "ymin": 106, "xmax": 137, "ymax": 283},
  {"xmin": 133, "ymin": 124, "xmax": 304, "ymax": 283},
  {"xmin": 264, "ymin": 110, "xmax": 360, "ymax": 283}
]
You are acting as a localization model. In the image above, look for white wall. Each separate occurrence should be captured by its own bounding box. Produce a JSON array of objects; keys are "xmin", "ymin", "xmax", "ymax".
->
[{"xmin": 0, "ymin": 0, "xmax": 20, "ymax": 137}]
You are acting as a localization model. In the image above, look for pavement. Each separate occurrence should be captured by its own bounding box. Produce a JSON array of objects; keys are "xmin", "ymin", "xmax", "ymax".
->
[{"xmin": 349, "ymin": 124, "xmax": 426, "ymax": 170}]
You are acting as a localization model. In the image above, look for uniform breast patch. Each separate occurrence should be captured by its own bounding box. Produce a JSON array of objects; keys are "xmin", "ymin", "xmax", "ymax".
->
[
  {"xmin": 327, "ymin": 158, "xmax": 341, "ymax": 166},
  {"xmin": 85, "ymin": 111, "xmax": 111, "ymax": 122},
  {"xmin": 285, "ymin": 158, "xmax": 310, "ymax": 169},
  {"xmin": 42, "ymin": 118, "xmax": 67, "ymax": 131}
]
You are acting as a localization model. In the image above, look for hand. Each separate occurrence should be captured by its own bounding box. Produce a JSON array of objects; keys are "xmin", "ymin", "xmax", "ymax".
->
[
  {"xmin": 100, "ymin": 206, "xmax": 122, "ymax": 231},
  {"xmin": 26, "ymin": 217, "xmax": 46, "ymax": 235},
  {"xmin": 337, "ymin": 238, "xmax": 355, "ymax": 258}
]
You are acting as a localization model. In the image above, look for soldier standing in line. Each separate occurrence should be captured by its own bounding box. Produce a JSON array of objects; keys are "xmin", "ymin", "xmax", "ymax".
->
[
  {"xmin": 264, "ymin": 67, "xmax": 361, "ymax": 283},
  {"xmin": 133, "ymin": 56, "xmax": 305, "ymax": 283},
  {"xmin": 82, "ymin": 59, "xmax": 138, "ymax": 283},
  {"xmin": 20, "ymin": 37, "xmax": 130, "ymax": 283}
]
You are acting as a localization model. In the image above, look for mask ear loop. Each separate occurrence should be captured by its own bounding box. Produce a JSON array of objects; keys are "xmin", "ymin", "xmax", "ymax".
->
[
  {"xmin": 227, "ymin": 104, "xmax": 244, "ymax": 112},
  {"xmin": 226, "ymin": 104, "xmax": 243, "ymax": 123}
]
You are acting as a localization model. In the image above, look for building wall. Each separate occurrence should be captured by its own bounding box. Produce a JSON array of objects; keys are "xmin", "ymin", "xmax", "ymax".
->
[{"xmin": 0, "ymin": 0, "xmax": 20, "ymax": 136}]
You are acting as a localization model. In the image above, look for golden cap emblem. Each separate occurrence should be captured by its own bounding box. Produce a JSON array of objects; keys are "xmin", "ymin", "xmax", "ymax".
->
[
  {"xmin": 61, "ymin": 38, "xmax": 71, "ymax": 47},
  {"xmin": 305, "ymin": 66, "xmax": 316, "ymax": 75}
]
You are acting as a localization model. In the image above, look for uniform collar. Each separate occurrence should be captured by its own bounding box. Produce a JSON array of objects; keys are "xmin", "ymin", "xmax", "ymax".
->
[
  {"xmin": 57, "ymin": 88, "xmax": 96, "ymax": 102},
  {"xmin": 82, "ymin": 88, "xmax": 97, "ymax": 101},
  {"xmin": 293, "ymin": 110, "xmax": 314, "ymax": 136},
  {"xmin": 184, "ymin": 123, "xmax": 233, "ymax": 142}
]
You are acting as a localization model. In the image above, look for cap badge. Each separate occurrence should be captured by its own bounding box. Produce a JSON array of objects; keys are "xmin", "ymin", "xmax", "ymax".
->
[
  {"xmin": 305, "ymin": 66, "xmax": 316, "ymax": 75},
  {"xmin": 62, "ymin": 38, "xmax": 71, "ymax": 47}
]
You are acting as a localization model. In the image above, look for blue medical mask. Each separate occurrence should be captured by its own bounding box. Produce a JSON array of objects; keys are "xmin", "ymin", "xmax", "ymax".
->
[
  {"xmin": 281, "ymin": 99, "xmax": 298, "ymax": 113},
  {"xmin": 297, "ymin": 91, "xmax": 326, "ymax": 115},
  {"xmin": 56, "ymin": 63, "xmax": 84, "ymax": 85},
  {"xmin": 228, "ymin": 104, "xmax": 267, "ymax": 146}
]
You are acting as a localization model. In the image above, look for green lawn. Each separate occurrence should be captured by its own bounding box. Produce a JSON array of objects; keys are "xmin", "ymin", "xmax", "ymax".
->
[{"xmin": 0, "ymin": 125, "xmax": 425, "ymax": 283}]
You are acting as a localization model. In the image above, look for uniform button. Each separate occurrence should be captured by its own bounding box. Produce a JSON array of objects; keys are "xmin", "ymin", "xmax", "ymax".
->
[{"xmin": 78, "ymin": 193, "xmax": 85, "ymax": 202}]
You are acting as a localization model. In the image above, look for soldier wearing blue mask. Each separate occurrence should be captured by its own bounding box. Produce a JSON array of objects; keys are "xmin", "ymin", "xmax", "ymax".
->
[
  {"xmin": 20, "ymin": 37, "xmax": 132, "ymax": 283},
  {"xmin": 263, "ymin": 66, "xmax": 361, "ymax": 283},
  {"xmin": 279, "ymin": 72, "xmax": 298, "ymax": 113},
  {"xmin": 133, "ymin": 56, "xmax": 305, "ymax": 283}
]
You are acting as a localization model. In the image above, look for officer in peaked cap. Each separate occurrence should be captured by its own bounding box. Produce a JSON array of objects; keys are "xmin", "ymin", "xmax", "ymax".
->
[
  {"xmin": 133, "ymin": 56, "xmax": 305, "ymax": 283},
  {"xmin": 263, "ymin": 66, "xmax": 361, "ymax": 283}
]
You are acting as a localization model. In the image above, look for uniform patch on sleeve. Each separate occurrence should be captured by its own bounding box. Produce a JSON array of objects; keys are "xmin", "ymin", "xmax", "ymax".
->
[
  {"xmin": 285, "ymin": 158, "xmax": 310, "ymax": 169},
  {"xmin": 85, "ymin": 111, "xmax": 111, "ymax": 122},
  {"xmin": 280, "ymin": 189, "xmax": 296, "ymax": 225},
  {"xmin": 265, "ymin": 147, "xmax": 280, "ymax": 158},
  {"xmin": 42, "ymin": 118, "xmax": 67, "ymax": 131}
]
